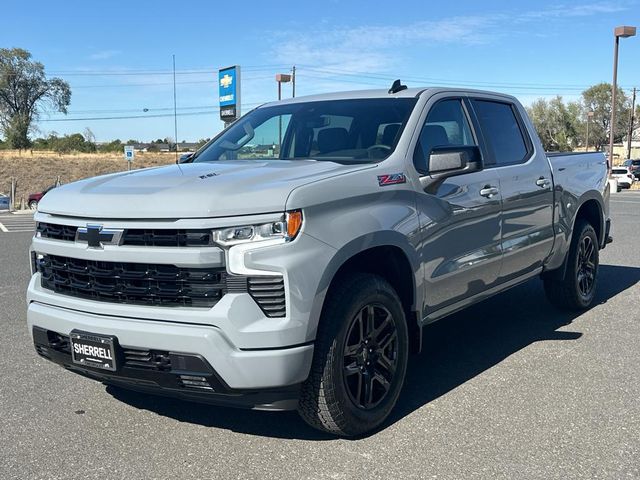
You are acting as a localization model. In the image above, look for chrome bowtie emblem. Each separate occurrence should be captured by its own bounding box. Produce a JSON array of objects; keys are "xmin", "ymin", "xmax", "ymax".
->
[{"xmin": 76, "ymin": 224, "xmax": 124, "ymax": 249}]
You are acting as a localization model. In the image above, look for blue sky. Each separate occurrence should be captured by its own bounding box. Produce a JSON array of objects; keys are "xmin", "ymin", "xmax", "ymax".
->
[{"xmin": 2, "ymin": 0, "xmax": 639, "ymax": 141}]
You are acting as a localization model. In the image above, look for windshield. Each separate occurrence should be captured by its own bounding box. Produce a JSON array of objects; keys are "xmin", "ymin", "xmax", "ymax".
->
[{"xmin": 191, "ymin": 98, "xmax": 417, "ymax": 164}]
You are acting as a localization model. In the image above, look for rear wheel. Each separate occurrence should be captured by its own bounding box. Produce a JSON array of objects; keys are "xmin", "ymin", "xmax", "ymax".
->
[
  {"xmin": 544, "ymin": 220, "xmax": 599, "ymax": 310},
  {"xmin": 28, "ymin": 200, "xmax": 38, "ymax": 210},
  {"xmin": 298, "ymin": 273, "xmax": 409, "ymax": 437}
]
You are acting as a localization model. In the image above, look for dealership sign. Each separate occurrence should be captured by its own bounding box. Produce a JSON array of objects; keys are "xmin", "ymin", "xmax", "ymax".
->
[{"xmin": 218, "ymin": 65, "xmax": 241, "ymax": 122}]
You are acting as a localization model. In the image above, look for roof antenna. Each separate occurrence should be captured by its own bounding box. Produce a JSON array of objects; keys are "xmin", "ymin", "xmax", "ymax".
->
[{"xmin": 388, "ymin": 79, "xmax": 407, "ymax": 94}]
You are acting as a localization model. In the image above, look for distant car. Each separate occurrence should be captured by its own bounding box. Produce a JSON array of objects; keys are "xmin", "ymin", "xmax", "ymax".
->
[
  {"xmin": 0, "ymin": 193, "xmax": 9, "ymax": 210},
  {"xmin": 28, "ymin": 185, "xmax": 56, "ymax": 210},
  {"xmin": 622, "ymin": 159, "xmax": 640, "ymax": 178},
  {"xmin": 611, "ymin": 167, "xmax": 635, "ymax": 189}
]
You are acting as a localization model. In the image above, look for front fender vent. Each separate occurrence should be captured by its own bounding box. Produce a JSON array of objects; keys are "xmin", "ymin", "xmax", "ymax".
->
[{"xmin": 248, "ymin": 277, "xmax": 286, "ymax": 318}]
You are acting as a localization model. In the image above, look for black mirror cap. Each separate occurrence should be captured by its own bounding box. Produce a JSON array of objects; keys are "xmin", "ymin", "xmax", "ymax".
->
[
  {"xmin": 178, "ymin": 153, "xmax": 193, "ymax": 164},
  {"xmin": 425, "ymin": 145, "xmax": 482, "ymax": 178}
]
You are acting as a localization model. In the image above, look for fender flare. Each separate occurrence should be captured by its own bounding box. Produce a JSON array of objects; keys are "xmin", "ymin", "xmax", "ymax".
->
[{"xmin": 305, "ymin": 230, "xmax": 422, "ymax": 343}]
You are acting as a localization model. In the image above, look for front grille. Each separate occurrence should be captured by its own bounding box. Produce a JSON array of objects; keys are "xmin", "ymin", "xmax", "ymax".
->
[
  {"xmin": 248, "ymin": 277, "xmax": 286, "ymax": 317},
  {"xmin": 122, "ymin": 229, "xmax": 213, "ymax": 247},
  {"xmin": 36, "ymin": 222, "xmax": 213, "ymax": 247},
  {"xmin": 38, "ymin": 254, "xmax": 226, "ymax": 308},
  {"xmin": 37, "ymin": 222, "xmax": 78, "ymax": 241}
]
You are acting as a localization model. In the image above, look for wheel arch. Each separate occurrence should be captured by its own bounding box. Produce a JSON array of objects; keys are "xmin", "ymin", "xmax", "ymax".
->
[
  {"xmin": 573, "ymin": 197, "xmax": 604, "ymax": 246},
  {"xmin": 545, "ymin": 192, "xmax": 605, "ymax": 279},
  {"xmin": 309, "ymin": 232, "xmax": 423, "ymax": 353}
]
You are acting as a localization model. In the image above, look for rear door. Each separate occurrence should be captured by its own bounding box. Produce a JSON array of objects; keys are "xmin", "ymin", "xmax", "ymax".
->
[
  {"xmin": 412, "ymin": 96, "xmax": 503, "ymax": 317},
  {"xmin": 469, "ymin": 97, "xmax": 554, "ymax": 282}
]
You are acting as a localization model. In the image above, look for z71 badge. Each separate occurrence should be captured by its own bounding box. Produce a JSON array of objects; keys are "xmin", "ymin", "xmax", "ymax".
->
[{"xmin": 377, "ymin": 173, "xmax": 407, "ymax": 186}]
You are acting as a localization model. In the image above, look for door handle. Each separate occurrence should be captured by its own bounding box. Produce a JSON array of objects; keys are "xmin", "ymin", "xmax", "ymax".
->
[
  {"xmin": 536, "ymin": 177, "xmax": 551, "ymax": 188},
  {"xmin": 480, "ymin": 186, "xmax": 499, "ymax": 198}
]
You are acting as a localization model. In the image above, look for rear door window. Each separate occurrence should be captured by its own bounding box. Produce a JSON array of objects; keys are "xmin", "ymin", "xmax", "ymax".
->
[{"xmin": 471, "ymin": 100, "xmax": 531, "ymax": 167}]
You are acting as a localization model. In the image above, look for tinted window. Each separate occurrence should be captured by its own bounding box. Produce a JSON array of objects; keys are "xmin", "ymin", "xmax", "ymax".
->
[
  {"xmin": 414, "ymin": 99, "xmax": 475, "ymax": 174},
  {"xmin": 192, "ymin": 98, "xmax": 417, "ymax": 164},
  {"xmin": 472, "ymin": 100, "xmax": 529, "ymax": 166}
]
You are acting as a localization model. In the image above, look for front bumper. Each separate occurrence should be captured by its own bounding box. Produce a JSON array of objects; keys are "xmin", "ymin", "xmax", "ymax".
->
[
  {"xmin": 31, "ymin": 325, "xmax": 302, "ymax": 410},
  {"xmin": 27, "ymin": 299, "xmax": 313, "ymax": 406}
]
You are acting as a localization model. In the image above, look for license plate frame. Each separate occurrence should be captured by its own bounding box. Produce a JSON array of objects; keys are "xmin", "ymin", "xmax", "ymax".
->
[{"xmin": 70, "ymin": 330, "xmax": 118, "ymax": 371}]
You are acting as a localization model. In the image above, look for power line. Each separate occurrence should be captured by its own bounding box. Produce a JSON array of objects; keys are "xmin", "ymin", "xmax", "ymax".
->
[
  {"xmin": 1, "ymin": 64, "xmax": 291, "ymax": 77},
  {"xmin": 298, "ymin": 65, "xmax": 637, "ymax": 92},
  {"xmin": 70, "ymin": 74, "xmax": 273, "ymax": 89},
  {"xmin": 38, "ymin": 103, "xmax": 263, "ymax": 122}
]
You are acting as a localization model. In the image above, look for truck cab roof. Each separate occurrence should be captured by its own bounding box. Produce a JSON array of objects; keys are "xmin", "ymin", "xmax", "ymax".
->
[{"xmin": 263, "ymin": 86, "xmax": 519, "ymax": 107}]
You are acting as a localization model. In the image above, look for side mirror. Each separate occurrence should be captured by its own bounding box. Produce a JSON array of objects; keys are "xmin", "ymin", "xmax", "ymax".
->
[
  {"xmin": 427, "ymin": 145, "xmax": 482, "ymax": 178},
  {"xmin": 419, "ymin": 145, "xmax": 483, "ymax": 194},
  {"xmin": 178, "ymin": 153, "xmax": 193, "ymax": 164}
]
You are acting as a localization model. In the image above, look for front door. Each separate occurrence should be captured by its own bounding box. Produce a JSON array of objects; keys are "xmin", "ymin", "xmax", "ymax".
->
[{"xmin": 413, "ymin": 98, "xmax": 503, "ymax": 318}]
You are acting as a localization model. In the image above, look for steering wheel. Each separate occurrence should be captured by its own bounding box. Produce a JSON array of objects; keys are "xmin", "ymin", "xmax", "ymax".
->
[{"xmin": 367, "ymin": 144, "xmax": 392, "ymax": 158}]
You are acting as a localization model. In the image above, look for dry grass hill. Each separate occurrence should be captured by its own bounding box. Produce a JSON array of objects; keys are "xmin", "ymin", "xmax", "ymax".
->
[{"xmin": 0, "ymin": 150, "xmax": 176, "ymax": 206}]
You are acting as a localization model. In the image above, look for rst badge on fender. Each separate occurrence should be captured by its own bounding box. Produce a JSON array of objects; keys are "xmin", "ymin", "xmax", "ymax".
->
[{"xmin": 377, "ymin": 173, "xmax": 407, "ymax": 186}]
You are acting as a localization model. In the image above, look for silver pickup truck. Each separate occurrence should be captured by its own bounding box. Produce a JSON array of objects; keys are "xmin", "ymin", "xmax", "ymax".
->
[{"xmin": 27, "ymin": 84, "xmax": 611, "ymax": 436}]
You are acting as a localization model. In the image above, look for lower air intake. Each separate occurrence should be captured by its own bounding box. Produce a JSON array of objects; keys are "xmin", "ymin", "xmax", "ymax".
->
[{"xmin": 178, "ymin": 374, "xmax": 214, "ymax": 391}]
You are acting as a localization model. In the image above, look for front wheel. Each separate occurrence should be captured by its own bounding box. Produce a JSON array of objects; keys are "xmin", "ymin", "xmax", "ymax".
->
[
  {"xmin": 28, "ymin": 200, "xmax": 38, "ymax": 210},
  {"xmin": 298, "ymin": 273, "xmax": 409, "ymax": 437},
  {"xmin": 543, "ymin": 220, "xmax": 599, "ymax": 310}
]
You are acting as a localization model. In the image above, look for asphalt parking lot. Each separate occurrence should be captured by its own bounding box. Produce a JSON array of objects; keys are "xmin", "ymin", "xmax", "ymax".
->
[{"xmin": 1, "ymin": 196, "xmax": 639, "ymax": 480}]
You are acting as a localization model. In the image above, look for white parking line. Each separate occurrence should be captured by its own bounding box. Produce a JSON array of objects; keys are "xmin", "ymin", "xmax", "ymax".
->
[{"xmin": 0, "ymin": 222, "xmax": 8, "ymax": 233}]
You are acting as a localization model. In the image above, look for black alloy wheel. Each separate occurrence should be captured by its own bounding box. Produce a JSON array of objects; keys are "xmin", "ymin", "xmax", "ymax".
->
[
  {"xmin": 343, "ymin": 304, "xmax": 399, "ymax": 410},
  {"xmin": 543, "ymin": 219, "xmax": 599, "ymax": 311},
  {"xmin": 576, "ymin": 235, "xmax": 597, "ymax": 299},
  {"xmin": 298, "ymin": 273, "xmax": 409, "ymax": 436}
]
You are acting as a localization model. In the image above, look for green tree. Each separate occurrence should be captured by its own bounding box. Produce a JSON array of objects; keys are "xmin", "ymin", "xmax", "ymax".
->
[
  {"xmin": 581, "ymin": 82, "xmax": 629, "ymax": 151},
  {"xmin": 48, "ymin": 132, "xmax": 96, "ymax": 154},
  {"xmin": 0, "ymin": 48, "xmax": 71, "ymax": 149},
  {"xmin": 196, "ymin": 138, "xmax": 210, "ymax": 149},
  {"xmin": 97, "ymin": 139, "xmax": 123, "ymax": 153},
  {"xmin": 527, "ymin": 96, "xmax": 579, "ymax": 151}
]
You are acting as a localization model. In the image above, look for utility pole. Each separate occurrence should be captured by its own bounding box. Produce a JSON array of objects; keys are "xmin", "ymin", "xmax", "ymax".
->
[
  {"xmin": 292, "ymin": 65, "xmax": 296, "ymax": 98},
  {"xmin": 172, "ymin": 54, "xmax": 178, "ymax": 163},
  {"xmin": 627, "ymin": 87, "xmax": 636, "ymax": 160}
]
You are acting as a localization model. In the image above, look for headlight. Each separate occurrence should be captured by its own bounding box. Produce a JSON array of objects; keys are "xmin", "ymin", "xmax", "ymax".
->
[{"xmin": 212, "ymin": 210, "xmax": 302, "ymax": 247}]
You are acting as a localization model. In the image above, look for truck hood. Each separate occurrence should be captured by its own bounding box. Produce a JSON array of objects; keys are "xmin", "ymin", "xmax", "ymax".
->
[{"xmin": 38, "ymin": 160, "xmax": 373, "ymax": 219}]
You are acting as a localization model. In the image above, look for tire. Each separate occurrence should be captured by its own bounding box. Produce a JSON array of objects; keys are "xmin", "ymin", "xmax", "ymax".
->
[
  {"xmin": 543, "ymin": 220, "xmax": 599, "ymax": 310},
  {"xmin": 28, "ymin": 200, "xmax": 38, "ymax": 210},
  {"xmin": 298, "ymin": 273, "xmax": 409, "ymax": 437}
]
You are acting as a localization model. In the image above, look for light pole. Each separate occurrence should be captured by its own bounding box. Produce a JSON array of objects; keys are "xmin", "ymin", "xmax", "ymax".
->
[
  {"xmin": 609, "ymin": 25, "xmax": 636, "ymax": 168},
  {"xmin": 275, "ymin": 73, "xmax": 292, "ymax": 153},
  {"xmin": 586, "ymin": 111, "xmax": 594, "ymax": 152}
]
